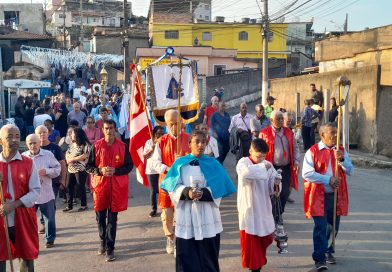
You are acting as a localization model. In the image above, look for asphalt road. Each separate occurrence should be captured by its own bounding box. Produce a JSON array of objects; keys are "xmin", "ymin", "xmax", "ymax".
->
[{"xmin": 8, "ymin": 151, "xmax": 387, "ymax": 272}]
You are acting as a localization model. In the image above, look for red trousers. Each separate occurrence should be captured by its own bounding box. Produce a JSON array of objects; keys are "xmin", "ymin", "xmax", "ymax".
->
[{"xmin": 240, "ymin": 230, "xmax": 274, "ymax": 270}]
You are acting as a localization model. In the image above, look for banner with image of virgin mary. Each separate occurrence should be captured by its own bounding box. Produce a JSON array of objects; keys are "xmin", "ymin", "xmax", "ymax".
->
[{"xmin": 147, "ymin": 60, "xmax": 199, "ymax": 125}]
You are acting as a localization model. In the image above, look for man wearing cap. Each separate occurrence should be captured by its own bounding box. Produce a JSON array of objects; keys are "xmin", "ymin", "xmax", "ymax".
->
[{"xmin": 264, "ymin": 96, "xmax": 276, "ymax": 118}]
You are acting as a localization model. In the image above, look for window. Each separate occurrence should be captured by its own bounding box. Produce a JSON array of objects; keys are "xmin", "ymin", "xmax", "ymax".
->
[
  {"xmin": 4, "ymin": 11, "xmax": 20, "ymax": 27},
  {"xmin": 205, "ymin": 4, "xmax": 210, "ymax": 10},
  {"xmin": 239, "ymin": 31, "xmax": 248, "ymax": 41},
  {"xmin": 165, "ymin": 30, "xmax": 179, "ymax": 39},
  {"xmin": 214, "ymin": 65, "xmax": 226, "ymax": 76},
  {"xmin": 205, "ymin": 16, "xmax": 209, "ymax": 20},
  {"xmin": 202, "ymin": 32, "xmax": 211, "ymax": 41}
]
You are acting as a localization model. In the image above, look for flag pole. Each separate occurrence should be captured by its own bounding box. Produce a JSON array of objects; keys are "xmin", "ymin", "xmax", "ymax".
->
[
  {"xmin": 176, "ymin": 56, "xmax": 183, "ymax": 157},
  {"xmin": 0, "ymin": 174, "xmax": 15, "ymax": 272}
]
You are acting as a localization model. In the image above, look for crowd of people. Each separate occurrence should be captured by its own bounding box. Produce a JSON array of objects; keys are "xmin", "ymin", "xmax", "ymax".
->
[{"xmin": 0, "ymin": 82, "xmax": 354, "ymax": 272}]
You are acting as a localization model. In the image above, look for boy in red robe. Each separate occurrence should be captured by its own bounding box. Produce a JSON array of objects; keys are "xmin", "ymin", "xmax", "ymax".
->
[
  {"xmin": 0, "ymin": 125, "xmax": 40, "ymax": 272},
  {"xmin": 151, "ymin": 109, "xmax": 190, "ymax": 255}
]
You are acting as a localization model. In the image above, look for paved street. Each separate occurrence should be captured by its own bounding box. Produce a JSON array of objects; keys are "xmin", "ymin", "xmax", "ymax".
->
[{"xmin": 13, "ymin": 151, "xmax": 389, "ymax": 272}]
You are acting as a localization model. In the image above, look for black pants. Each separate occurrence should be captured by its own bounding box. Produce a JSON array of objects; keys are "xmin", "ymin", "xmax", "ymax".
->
[
  {"xmin": 236, "ymin": 138, "xmax": 252, "ymax": 163},
  {"xmin": 148, "ymin": 174, "xmax": 159, "ymax": 212},
  {"xmin": 302, "ymin": 126, "xmax": 312, "ymax": 151},
  {"xmin": 272, "ymin": 164, "xmax": 291, "ymax": 224},
  {"xmin": 310, "ymin": 123, "xmax": 318, "ymax": 146},
  {"xmin": 96, "ymin": 209, "xmax": 118, "ymax": 253},
  {"xmin": 217, "ymin": 139, "xmax": 230, "ymax": 165},
  {"xmin": 67, "ymin": 171, "xmax": 88, "ymax": 208},
  {"xmin": 176, "ymin": 234, "xmax": 220, "ymax": 272},
  {"xmin": 0, "ymin": 227, "xmax": 34, "ymax": 272}
]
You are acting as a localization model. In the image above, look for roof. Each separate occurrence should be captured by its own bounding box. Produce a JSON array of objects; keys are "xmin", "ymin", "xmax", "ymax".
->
[
  {"xmin": 0, "ymin": 27, "xmax": 53, "ymax": 41},
  {"xmin": 94, "ymin": 26, "xmax": 149, "ymax": 38}
]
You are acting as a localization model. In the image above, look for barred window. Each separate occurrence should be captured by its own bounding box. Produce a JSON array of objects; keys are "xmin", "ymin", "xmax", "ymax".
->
[
  {"xmin": 165, "ymin": 30, "xmax": 179, "ymax": 39},
  {"xmin": 202, "ymin": 32, "xmax": 212, "ymax": 41},
  {"xmin": 239, "ymin": 31, "xmax": 248, "ymax": 41}
]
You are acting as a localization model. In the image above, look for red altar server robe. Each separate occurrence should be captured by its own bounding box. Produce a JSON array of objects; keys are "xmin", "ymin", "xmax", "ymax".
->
[
  {"xmin": 157, "ymin": 133, "xmax": 190, "ymax": 209},
  {"xmin": 91, "ymin": 138, "xmax": 131, "ymax": 212},
  {"xmin": 0, "ymin": 156, "xmax": 39, "ymax": 260},
  {"xmin": 259, "ymin": 126, "xmax": 298, "ymax": 191},
  {"xmin": 304, "ymin": 145, "xmax": 349, "ymax": 218}
]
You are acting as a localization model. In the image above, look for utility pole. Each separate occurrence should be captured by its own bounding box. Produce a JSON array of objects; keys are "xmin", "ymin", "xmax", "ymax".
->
[
  {"xmin": 123, "ymin": 0, "xmax": 130, "ymax": 86},
  {"xmin": 261, "ymin": 0, "xmax": 269, "ymax": 106},
  {"xmin": 80, "ymin": 0, "xmax": 83, "ymax": 51},
  {"xmin": 344, "ymin": 13, "xmax": 348, "ymax": 34},
  {"xmin": 62, "ymin": 5, "xmax": 67, "ymax": 49}
]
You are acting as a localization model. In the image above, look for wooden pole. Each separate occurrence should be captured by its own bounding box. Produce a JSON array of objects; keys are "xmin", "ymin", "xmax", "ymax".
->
[
  {"xmin": 332, "ymin": 81, "xmax": 343, "ymax": 249},
  {"xmin": 0, "ymin": 175, "xmax": 15, "ymax": 272},
  {"xmin": 176, "ymin": 57, "xmax": 183, "ymax": 157}
]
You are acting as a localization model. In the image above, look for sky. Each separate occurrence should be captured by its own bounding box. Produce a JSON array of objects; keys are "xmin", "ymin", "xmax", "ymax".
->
[{"xmin": 2, "ymin": 0, "xmax": 391, "ymax": 32}]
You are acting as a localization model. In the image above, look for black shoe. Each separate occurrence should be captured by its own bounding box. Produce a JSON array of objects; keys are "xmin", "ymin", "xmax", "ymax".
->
[
  {"xmin": 105, "ymin": 251, "xmax": 116, "ymax": 262},
  {"xmin": 62, "ymin": 207, "xmax": 73, "ymax": 212},
  {"xmin": 326, "ymin": 253, "xmax": 336, "ymax": 264},
  {"xmin": 149, "ymin": 211, "xmax": 157, "ymax": 217},
  {"xmin": 45, "ymin": 242, "xmax": 55, "ymax": 248},
  {"xmin": 315, "ymin": 261, "xmax": 328, "ymax": 271}
]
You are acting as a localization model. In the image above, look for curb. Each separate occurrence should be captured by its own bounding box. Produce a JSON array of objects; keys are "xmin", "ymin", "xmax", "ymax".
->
[{"xmin": 350, "ymin": 155, "xmax": 392, "ymax": 169}]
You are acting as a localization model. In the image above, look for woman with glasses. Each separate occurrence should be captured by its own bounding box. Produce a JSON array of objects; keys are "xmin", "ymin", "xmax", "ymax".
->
[{"xmin": 84, "ymin": 116, "xmax": 100, "ymax": 145}]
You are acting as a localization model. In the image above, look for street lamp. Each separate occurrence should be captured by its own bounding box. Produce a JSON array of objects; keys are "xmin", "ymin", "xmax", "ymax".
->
[{"xmin": 100, "ymin": 66, "xmax": 108, "ymax": 96}]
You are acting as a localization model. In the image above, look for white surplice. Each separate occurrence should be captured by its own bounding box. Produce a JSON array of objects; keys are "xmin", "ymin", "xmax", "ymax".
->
[
  {"xmin": 236, "ymin": 157, "xmax": 279, "ymax": 237},
  {"xmin": 169, "ymin": 164, "xmax": 223, "ymax": 240}
]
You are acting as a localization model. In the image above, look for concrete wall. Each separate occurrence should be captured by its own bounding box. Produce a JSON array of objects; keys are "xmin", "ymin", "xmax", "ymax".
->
[
  {"xmin": 206, "ymin": 69, "xmax": 261, "ymax": 103},
  {"xmin": 269, "ymin": 65, "xmax": 387, "ymax": 156},
  {"xmin": 315, "ymin": 25, "xmax": 392, "ymax": 62},
  {"xmin": 0, "ymin": 4, "xmax": 44, "ymax": 34},
  {"xmin": 93, "ymin": 36, "xmax": 149, "ymax": 60},
  {"xmin": 377, "ymin": 86, "xmax": 392, "ymax": 157}
]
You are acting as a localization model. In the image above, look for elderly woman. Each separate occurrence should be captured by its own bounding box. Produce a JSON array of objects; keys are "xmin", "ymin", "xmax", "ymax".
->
[{"xmin": 84, "ymin": 116, "xmax": 100, "ymax": 145}]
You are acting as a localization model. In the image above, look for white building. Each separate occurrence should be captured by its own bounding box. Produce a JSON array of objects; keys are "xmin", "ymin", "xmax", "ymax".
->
[
  {"xmin": 194, "ymin": 0, "xmax": 212, "ymax": 22},
  {"xmin": 286, "ymin": 22, "xmax": 314, "ymax": 57}
]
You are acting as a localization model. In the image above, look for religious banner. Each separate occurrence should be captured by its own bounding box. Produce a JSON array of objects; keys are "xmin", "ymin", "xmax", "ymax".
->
[{"xmin": 147, "ymin": 60, "xmax": 199, "ymax": 125}]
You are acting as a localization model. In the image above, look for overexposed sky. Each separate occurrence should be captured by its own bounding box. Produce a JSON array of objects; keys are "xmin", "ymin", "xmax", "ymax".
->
[{"xmin": 2, "ymin": 0, "xmax": 391, "ymax": 32}]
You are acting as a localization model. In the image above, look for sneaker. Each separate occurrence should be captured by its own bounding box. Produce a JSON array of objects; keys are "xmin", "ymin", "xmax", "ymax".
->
[
  {"xmin": 149, "ymin": 211, "xmax": 157, "ymax": 217},
  {"xmin": 97, "ymin": 246, "xmax": 106, "ymax": 255},
  {"xmin": 166, "ymin": 237, "xmax": 175, "ymax": 254},
  {"xmin": 45, "ymin": 242, "xmax": 55, "ymax": 248},
  {"xmin": 315, "ymin": 261, "xmax": 328, "ymax": 271},
  {"xmin": 326, "ymin": 253, "xmax": 336, "ymax": 264},
  {"xmin": 287, "ymin": 197, "xmax": 295, "ymax": 203},
  {"xmin": 39, "ymin": 225, "xmax": 45, "ymax": 234},
  {"xmin": 62, "ymin": 207, "xmax": 73, "ymax": 212},
  {"xmin": 105, "ymin": 251, "xmax": 116, "ymax": 262}
]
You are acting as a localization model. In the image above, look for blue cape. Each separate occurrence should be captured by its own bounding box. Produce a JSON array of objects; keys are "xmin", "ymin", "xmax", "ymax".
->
[{"xmin": 160, "ymin": 154, "xmax": 236, "ymax": 199}]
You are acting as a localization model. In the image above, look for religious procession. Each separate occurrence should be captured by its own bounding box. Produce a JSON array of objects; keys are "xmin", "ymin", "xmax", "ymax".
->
[{"xmin": 0, "ymin": 1, "xmax": 391, "ymax": 272}]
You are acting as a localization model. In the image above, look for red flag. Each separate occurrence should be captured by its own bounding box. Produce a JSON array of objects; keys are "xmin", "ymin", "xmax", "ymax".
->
[{"xmin": 129, "ymin": 64, "xmax": 151, "ymax": 187}]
